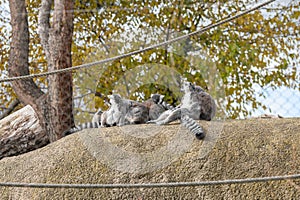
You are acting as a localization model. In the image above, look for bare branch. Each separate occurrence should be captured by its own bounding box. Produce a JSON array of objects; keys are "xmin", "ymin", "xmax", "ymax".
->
[
  {"xmin": 38, "ymin": 0, "xmax": 52, "ymax": 61},
  {"xmin": 0, "ymin": 99, "xmax": 20, "ymax": 120}
]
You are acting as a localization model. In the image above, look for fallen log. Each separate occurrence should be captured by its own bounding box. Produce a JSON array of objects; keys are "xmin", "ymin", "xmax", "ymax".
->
[{"xmin": 0, "ymin": 105, "xmax": 49, "ymax": 160}]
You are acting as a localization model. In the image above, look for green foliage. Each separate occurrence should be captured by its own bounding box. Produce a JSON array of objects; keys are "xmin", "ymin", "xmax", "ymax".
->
[
  {"xmin": 94, "ymin": 49, "xmax": 208, "ymax": 108},
  {"xmin": 76, "ymin": 0, "xmax": 299, "ymax": 119},
  {"xmin": 0, "ymin": 0, "xmax": 299, "ymax": 120}
]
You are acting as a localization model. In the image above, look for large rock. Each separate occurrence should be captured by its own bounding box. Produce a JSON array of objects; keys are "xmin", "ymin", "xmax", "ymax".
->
[{"xmin": 0, "ymin": 118, "xmax": 299, "ymax": 199}]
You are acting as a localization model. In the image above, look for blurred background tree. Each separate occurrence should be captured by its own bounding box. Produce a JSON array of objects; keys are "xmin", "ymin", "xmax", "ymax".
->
[{"xmin": 0, "ymin": 0, "xmax": 299, "ymax": 122}]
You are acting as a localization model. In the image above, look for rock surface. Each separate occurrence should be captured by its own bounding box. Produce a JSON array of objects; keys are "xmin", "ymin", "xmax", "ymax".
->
[{"xmin": 0, "ymin": 118, "xmax": 299, "ymax": 199}]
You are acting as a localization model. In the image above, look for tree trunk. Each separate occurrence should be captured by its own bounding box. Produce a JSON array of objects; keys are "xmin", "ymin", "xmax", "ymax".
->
[
  {"xmin": 8, "ymin": 0, "xmax": 45, "ymax": 106},
  {"xmin": 0, "ymin": 105, "xmax": 49, "ymax": 160},
  {"xmin": 6, "ymin": 0, "xmax": 75, "ymax": 159},
  {"xmin": 46, "ymin": 0, "xmax": 75, "ymax": 141},
  {"xmin": 8, "ymin": 0, "xmax": 50, "ymax": 152},
  {"xmin": 9, "ymin": 0, "xmax": 74, "ymax": 145},
  {"xmin": 38, "ymin": 0, "xmax": 75, "ymax": 141}
]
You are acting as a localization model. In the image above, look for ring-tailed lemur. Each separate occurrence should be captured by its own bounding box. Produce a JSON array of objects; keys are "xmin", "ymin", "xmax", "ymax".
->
[
  {"xmin": 63, "ymin": 94, "xmax": 155, "ymax": 136},
  {"xmin": 63, "ymin": 94, "xmax": 132, "ymax": 136},
  {"xmin": 124, "ymin": 101, "xmax": 149, "ymax": 124},
  {"xmin": 102, "ymin": 93, "xmax": 175, "ymax": 125},
  {"xmin": 63, "ymin": 93, "xmax": 179, "ymax": 136},
  {"xmin": 100, "ymin": 94, "xmax": 131, "ymax": 127},
  {"xmin": 148, "ymin": 81, "xmax": 216, "ymax": 139},
  {"xmin": 91, "ymin": 108, "xmax": 103, "ymax": 126},
  {"xmin": 142, "ymin": 94, "xmax": 176, "ymax": 120}
]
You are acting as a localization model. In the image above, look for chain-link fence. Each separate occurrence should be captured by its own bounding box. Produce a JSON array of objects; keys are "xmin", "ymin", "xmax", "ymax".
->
[{"xmin": 0, "ymin": 1, "xmax": 299, "ymax": 198}]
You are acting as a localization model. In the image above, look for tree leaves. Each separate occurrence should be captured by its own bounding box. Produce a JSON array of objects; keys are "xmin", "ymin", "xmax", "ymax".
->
[{"xmin": 0, "ymin": 0, "xmax": 299, "ymax": 120}]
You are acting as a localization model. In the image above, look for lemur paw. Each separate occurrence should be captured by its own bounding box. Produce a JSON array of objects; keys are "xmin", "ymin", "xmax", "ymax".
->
[
  {"xmin": 147, "ymin": 120, "xmax": 156, "ymax": 124},
  {"xmin": 156, "ymin": 121, "xmax": 166, "ymax": 125},
  {"xmin": 195, "ymin": 132, "xmax": 205, "ymax": 140}
]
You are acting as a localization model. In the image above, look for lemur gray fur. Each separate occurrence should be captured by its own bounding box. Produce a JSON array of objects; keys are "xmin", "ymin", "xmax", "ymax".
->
[
  {"xmin": 124, "ymin": 101, "xmax": 149, "ymax": 124},
  {"xmin": 100, "ymin": 94, "xmax": 132, "ymax": 127},
  {"xmin": 150, "ymin": 94, "xmax": 175, "ymax": 110},
  {"xmin": 63, "ymin": 93, "xmax": 168, "ymax": 136},
  {"xmin": 63, "ymin": 94, "xmax": 131, "ymax": 136},
  {"xmin": 148, "ymin": 81, "xmax": 216, "ymax": 139},
  {"xmin": 141, "ymin": 93, "xmax": 175, "ymax": 120},
  {"xmin": 91, "ymin": 108, "xmax": 103, "ymax": 126}
]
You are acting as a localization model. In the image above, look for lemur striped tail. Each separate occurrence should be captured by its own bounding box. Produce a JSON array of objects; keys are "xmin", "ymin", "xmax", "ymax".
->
[
  {"xmin": 63, "ymin": 122, "xmax": 100, "ymax": 136},
  {"xmin": 151, "ymin": 93, "xmax": 175, "ymax": 110},
  {"xmin": 181, "ymin": 115, "xmax": 205, "ymax": 140},
  {"xmin": 157, "ymin": 96, "xmax": 175, "ymax": 110},
  {"xmin": 160, "ymin": 101, "xmax": 175, "ymax": 110}
]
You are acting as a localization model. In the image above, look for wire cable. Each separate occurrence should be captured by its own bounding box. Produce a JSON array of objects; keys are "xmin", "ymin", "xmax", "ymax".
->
[
  {"xmin": 0, "ymin": 0, "xmax": 276, "ymax": 83},
  {"xmin": 0, "ymin": 173, "xmax": 299, "ymax": 189}
]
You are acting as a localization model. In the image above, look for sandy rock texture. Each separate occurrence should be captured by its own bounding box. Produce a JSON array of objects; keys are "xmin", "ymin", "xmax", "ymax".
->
[{"xmin": 0, "ymin": 118, "xmax": 299, "ymax": 199}]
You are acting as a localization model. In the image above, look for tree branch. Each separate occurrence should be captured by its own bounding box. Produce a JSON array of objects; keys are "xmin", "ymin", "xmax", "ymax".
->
[
  {"xmin": 38, "ymin": 0, "xmax": 52, "ymax": 61},
  {"xmin": 0, "ymin": 99, "xmax": 20, "ymax": 120},
  {"xmin": 8, "ymin": 0, "xmax": 45, "ymax": 106}
]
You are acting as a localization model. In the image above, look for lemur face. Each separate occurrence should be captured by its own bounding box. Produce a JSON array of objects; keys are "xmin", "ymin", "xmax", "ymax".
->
[
  {"xmin": 159, "ymin": 95, "xmax": 164, "ymax": 104},
  {"xmin": 181, "ymin": 81, "xmax": 194, "ymax": 93},
  {"xmin": 151, "ymin": 94, "xmax": 165, "ymax": 104},
  {"xmin": 95, "ymin": 108, "xmax": 103, "ymax": 115},
  {"xmin": 194, "ymin": 85, "xmax": 205, "ymax": 93},
  {"xmin": 108, "ymin": 94, "xmax": 122, "ymax": 104}
]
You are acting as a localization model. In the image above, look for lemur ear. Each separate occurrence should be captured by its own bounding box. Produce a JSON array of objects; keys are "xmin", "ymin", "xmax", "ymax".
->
[
  {"xmin": 150, "ymin": 94, "xmax": 154, "ymax": 98},
  {"xmin": 96, "ymin": 108, "xmax": 103, "ymax": 113},
  {"xmin": 190, "ymin": 82, "xmax": 195, "ymax": 90},
  {"xmin": 159, "ymin": 95, "xmax": 165, "ymax": 103}
]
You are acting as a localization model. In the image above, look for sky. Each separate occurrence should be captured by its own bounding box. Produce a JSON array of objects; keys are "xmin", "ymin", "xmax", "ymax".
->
[
  {"xmin": 250, "ymin": 0, "xmax": 300, "ymax": 118},
  {"xmin": 252, "ymin": 86, "xmax": 300, "ymax": 118}
]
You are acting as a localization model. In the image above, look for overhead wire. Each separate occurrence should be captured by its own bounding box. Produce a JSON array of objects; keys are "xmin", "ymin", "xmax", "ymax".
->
[
  {"xmin": 0, "ymin": 0, "xmax": 276, "ymax": 83},
  {"xmin": 2, "ymin": 0, "xmax": 296, "ymax": 191},
  {"xmin": 0, "ymin": 173, "xmax": 299, "ymax": 189}
]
